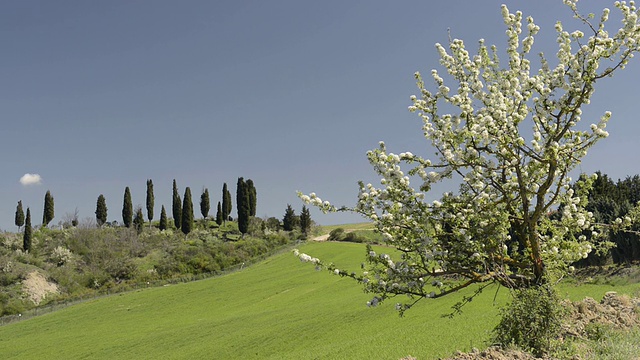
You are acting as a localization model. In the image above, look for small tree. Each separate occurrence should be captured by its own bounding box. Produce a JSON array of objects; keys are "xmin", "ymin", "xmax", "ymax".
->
[
  {"xmin": 172, "ymin": 179, "xmax": 182, "ymax": 229},
  {"xmin": 247, "ymin": 179, "xmax": 257, "ymax": 217},
  {"xmin": 42, "ymin": 190, "xmax": 54, "ymax": 227},
  {"xmin": 15, "ymin": 200, "xmax": 24, "ymax": 231},
  {"xmin": 146, "ymin": 179, "xmax": 154, "ymax": 227},
  {"xmin": 299, "ymin": 205, "xmax": 312, "ymax": 235},
  {"xmin": 159, "ymin": 205, "xmax": 168, "ymax": 231},
  {"xmin": 96, "ymin": 194, "xmax": 108, "ymax": 227},
  {"xmin": 222, "ymin": 182, "xmax": 232, "ymax": 224},
  {"xmin": 282, "ymin": 204, "xmax": 297, "ymax": 231},
  {"xmin": 122, "ymin": 187, "xmax": 133, "ymax": 228},
  {"xmin": 23, "ymin": 208, "xmax": 32, "ymax": 252},
  {"xmin": 200, "ymin": 188, "xmax": 210, "ymax": 220},
  {"xmin": 133, "ymin": 206, "xmax": 145, "ymax": 234},
  {"xmin": 182, "ymin": 187, "xmax": 194, "ymax": 235},
  {"xmin": 216, "ymin": 201, "xmax": 223, "ymax": 226}
]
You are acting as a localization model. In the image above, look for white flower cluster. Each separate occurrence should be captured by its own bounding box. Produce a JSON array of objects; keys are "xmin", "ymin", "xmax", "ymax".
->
[{"xmin": 293, "ymin": 249, "xmax": 320, "ymax": 264}]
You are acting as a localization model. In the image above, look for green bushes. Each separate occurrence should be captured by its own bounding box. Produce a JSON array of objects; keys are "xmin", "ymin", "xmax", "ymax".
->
[
  {"xmin": 492, "ymin": 284, "xmax": 565, "ymax": 356},
  {"xmin": 327, "ymin": 228, "xmax": 382, "ymax": 243},
  {"xmin": 0, "ymin": 222, "xmax": 296, "ymax": 315}
]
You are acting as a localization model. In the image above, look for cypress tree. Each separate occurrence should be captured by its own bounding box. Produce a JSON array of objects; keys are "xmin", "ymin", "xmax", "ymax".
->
[
  {"xmin": 216, "ymin": 201, "xmax": 223, "ymax": 226},
  {"xmin": 122, "ymin": 187, "xmax": 133, "ymax": 228},
  {"xmin": 15, "ymin": 200, "xmax": 25, "ymax": 231},
  {"xmin": 200, "ymin": 188, "xmax": 210, "ymax": 219},
  {"xmin": 23, "ymin": 208, "xmax": 32, "ymax": 252},
  {"xmin": 133, "ymin": 206, "xmax": 144, "ymax": 234},
  {"xmin": 172, "ymin": 179, "xmax": 182, "ymax": 229},
  {"xmin": 246, "ymin": 179, "xmax": 257, "ymax": 217},
  {"xmin": 222, "ymin": 183, "xmax": 231, "ymax": 223},
  {"xmin": 300, "ymin": 205, "xmax": 312, "ymax": 235},
  {"xmin": 159, "ymin": 205, "xmax": 168, "ymax": 231},
  {"xmin": 42, "ymin": 190, "xmax": 55, "ymax": 226},
  {"xmin": 96, "ymin": 194, "xmax": 108, "ymax": 227},
  {"xmin": 237, "ymin": 177, "xmax": 250, "ymax": 234},
  {"xmin": 181, "ymin": 187, "xmax": 194, "ymax": 235},
  {"xmin": 146, "ymin": 179, "xmax": 154, "ymax": 225},
  {"xmin": 283, "ymin": 204, "xmax": 296, "ymax": 231}
]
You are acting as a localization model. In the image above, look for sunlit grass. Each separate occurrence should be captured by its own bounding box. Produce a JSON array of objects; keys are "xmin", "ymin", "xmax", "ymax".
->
[{"xmin": 0, "ymin": 241, "xmax": 638, "ymax": 359}]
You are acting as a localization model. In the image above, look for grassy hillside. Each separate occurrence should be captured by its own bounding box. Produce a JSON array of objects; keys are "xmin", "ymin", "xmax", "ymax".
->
[{"xmin": 0, "ymin": 241, "xmax": 638, "ymax": 359}]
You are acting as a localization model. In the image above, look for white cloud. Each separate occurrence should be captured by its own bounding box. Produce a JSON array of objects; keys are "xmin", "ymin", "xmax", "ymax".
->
[{"xmin": 20, "ymin": 173, "xmax": 42, "ymax": 186}]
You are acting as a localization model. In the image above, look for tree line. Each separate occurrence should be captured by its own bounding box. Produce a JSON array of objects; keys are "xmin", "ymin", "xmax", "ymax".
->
[{"xmin": 15, "ymin": 177, "xmax": 260, "ymax": 251}]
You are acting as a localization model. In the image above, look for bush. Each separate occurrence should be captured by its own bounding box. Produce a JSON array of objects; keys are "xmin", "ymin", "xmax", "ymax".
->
[
  {"xmin": 328, "ymin": 228, "xmax": 345, "ymax": 241},
  {"xmin": 492, "ymin": 284, "xmax": 565, "ymax": 356}
]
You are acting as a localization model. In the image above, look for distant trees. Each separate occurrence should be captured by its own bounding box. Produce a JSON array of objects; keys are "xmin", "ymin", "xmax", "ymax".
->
[
  {"xmin": 282, "ymin": 204, "xmax": 297, "ymax": 231},
  {"xmin": 216, "ymin": 201, "xmax": 223, "ymax": 226},
  {"xmin": 578, "ymin": 171, "xmax": 640, "ymax": 265},
  {"xmin": 42, "ymin": 190, "xmax": 55, "ymax": 226},
  {"xmin": 172, "ymin": 179, "xmax": 182, "ymax": 229},
  {"xmin": 237, "ymin": 178, "xmax": 250, "ymax": 234},
  {"xmin": 96, "ymin": 194, "xmax": 108, "ymax": 227},
  {"xmin": 222, "ymin": 183, "xmax": 231, "ymax": 223},
  {"xmin": 159, "ymin": 205, "xmax": 168, "ymax": 231},
  {"xmin": 15, "ymin": 201, "xmax": 24, "ymax": 231},
  {"xmin": 146, "ymin": 179, "xmax": 154, "ymax": 226},
  {"xmin": 200, "ymin": 188, "xmax": 210, "ymax": 220},
  {"xmin": 182, "ymin": 187, "xmax": 194, "ymax": 235},
  {"xmin": 23, "ymin": 208, "xmax": 32, "ymax": 252},
  {"xmin": 247, "ymin": 179, "xmax": 257, "ymax": 217},
  {"xmin": 299, "ymin": 205, "xmax": 312, "ymax": 235},
  {"xmin": 122, "ymin": 187, "xmax": 133, "ymax": 228}
]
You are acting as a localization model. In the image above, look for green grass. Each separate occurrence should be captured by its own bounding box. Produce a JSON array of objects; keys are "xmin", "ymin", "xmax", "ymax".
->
[{"xmin": 0, "ymin": 241, "xmax": 638, "ymax": 359}]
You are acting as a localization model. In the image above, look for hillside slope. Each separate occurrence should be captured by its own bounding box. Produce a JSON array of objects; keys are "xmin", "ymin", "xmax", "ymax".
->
[{"xmin": 0, "ymin": 241, "xmax": 635, "ymax": 359}]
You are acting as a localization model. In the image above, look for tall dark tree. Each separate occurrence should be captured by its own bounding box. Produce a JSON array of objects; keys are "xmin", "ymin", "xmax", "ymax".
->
[
  {"xmin": 122, "ymin": 187, "xmax": 133, "ymax": 228},
  {"xmin": 96, "ymin": 194, "xmax": 108, "ymax": 227},
  {"xmin": 133, "ymin": 206, "xmax": 144, "ymax": 234},
  {"xmin": 222, "ymin": 182, "xmax": 231, "ymax": 223},
  {"xmin": 181, "ymin": 187, "xmax": 194, "ymax": 235},
  {"xmin": 200, "ymin": 188, "xmax": 210, "ymax": 220},
  {"xmin": 15, "ymin": 200, "xmax": 24, "ymax": 231},
  {"xmin": 300, "ymin": 205, "xmax": 312, "ymax": 235},
  {"xmin": 146, "ymin": 179, "xmax": 154, "ymax": 226},
  {"xmin": 159, "ymin": 205, "xmax": 168, "ymax": 231},
  {"xmin": 216, "ymin": 201, "xmax": 223, "ymax": 226},
  {"xmin": 246, "ymin": 179, "xmax": 257, "ymax": 217},
  {"xmin": 172, "ymin": 179, "xmax": 182, "ymax": 229},
  {"xmin": 282, "ymin": 204, "xmax": 297, "ymax": 231},
  {"xmin": 236, "ymin": 177, "xmax": 250, "ymax": 234},
  {"xmin": 42, "ymin": 190, "xmax": 55, "ymax": 226},
  {"xmin": 23, "ymin": 208, "xmax": 32, "ymax": 252}
]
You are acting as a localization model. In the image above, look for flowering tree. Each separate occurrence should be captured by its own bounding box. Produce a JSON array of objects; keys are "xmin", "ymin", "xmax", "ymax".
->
[{"xmin": 297, "ymin": 1, "xmax": 640, "ymax": 313}]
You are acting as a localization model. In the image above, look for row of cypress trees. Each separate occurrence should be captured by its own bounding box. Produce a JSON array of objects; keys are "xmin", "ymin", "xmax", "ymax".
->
[
  {"xmin": 99, "ymin": 178, "xmax": 257, "ymax": 235},
  {"xmin": 15, "ymin": 177, "xmax": 258, "ymax": 251}
]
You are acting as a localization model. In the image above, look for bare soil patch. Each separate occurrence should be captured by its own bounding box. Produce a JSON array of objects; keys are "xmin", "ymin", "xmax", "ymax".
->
[{"xmin": 22, "ymin": 271, "xmax": 59, "ymax": 305}]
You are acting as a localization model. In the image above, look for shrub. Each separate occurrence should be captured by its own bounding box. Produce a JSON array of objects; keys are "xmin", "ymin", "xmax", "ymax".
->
[
  {"xmin": 492, "ymin": 284, "xmax": 565, "ymax": 356},
  {"xmin": 328, "ymin": 228, "xmax": 345, "ymax": 241}
]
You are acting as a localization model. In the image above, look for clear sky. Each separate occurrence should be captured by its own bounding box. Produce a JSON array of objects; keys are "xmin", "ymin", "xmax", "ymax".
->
[{"xmin": 1, "ymin": 1, "xmax": 639, "ymax": 230}]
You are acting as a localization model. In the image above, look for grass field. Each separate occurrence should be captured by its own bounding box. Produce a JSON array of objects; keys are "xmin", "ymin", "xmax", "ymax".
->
[{"xmin": 0, "ymin": 241, "xmax": 638, "ymax": 359}]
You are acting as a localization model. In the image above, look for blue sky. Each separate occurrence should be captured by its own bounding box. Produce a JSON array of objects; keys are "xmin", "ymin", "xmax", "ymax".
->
[{"xmin": 1, "ymin": 1, "xmax": 639, "ymax": 230}]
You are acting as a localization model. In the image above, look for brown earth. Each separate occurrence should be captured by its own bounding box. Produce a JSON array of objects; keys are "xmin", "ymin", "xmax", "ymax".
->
[{"xmin": 22, "ymin": 271, "xmax": 59, "ymax": 305}]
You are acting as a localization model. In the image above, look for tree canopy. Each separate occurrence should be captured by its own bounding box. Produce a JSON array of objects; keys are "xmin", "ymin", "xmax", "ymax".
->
[{"xmin": 298, "ymin": 1, "xmax": 640, "ymax": 314}]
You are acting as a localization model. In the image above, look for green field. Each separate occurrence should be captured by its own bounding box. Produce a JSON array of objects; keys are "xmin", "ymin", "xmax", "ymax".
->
[{"xmin": 0, "ymin": 241, "xmax": 638, "ymax": 359}]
